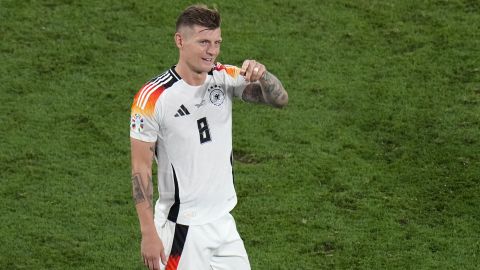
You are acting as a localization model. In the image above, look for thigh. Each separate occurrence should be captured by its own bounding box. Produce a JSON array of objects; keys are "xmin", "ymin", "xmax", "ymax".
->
[
  {"xmin": 166, "ymin": 223, "xmax": 213, "ymax": 270},
  {"xmin": 210, "ymin": 239, "xmax": 250, "ymax": 270},
  {"xmin": 210, "ymin": 214, "xmax": 251, "ymax": 270},
  {"xmin": 162, "ymin": 214, "xmax": 250, "ymax": 270},
  {"xmin": 154, "ymin": 219, "xmax": 176, "ymax": 270}
]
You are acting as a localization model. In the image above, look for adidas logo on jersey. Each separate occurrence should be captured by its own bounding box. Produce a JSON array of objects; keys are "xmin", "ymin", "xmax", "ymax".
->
[{"xmin": 174, "ymin": 104, "xmax": 190, "ymax": 117}]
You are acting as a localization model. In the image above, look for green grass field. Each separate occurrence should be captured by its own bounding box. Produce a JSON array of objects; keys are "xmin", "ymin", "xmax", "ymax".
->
[{"xmin": 1, "ymin": 0, "xmax": 479, "ymax": 269}]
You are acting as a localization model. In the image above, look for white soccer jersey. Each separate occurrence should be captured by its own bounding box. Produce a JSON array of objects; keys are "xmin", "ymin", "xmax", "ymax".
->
[{"xmin": 130, "ymin": 63, "xmax": 247, "ymax": 225}]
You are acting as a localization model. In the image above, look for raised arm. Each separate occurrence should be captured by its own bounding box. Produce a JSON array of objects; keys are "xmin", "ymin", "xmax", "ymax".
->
[
  {"xmin": 240, "ymin": 59, "xmax": 288, "ymax": 108},
  {"xmin": 131, "ymin": 138, "xmax": 166, "ymax": 269}
]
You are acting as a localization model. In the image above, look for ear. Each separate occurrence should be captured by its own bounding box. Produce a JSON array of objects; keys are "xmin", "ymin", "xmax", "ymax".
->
[{"xmin": 174, "ymin": 33, "xmax": 183, "ymax": 49}]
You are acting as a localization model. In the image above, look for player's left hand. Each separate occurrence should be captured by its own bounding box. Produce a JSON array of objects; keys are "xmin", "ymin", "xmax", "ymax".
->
[{"xmin": 240, "ymin": 59, "xmax": 266, "ymax": 82}]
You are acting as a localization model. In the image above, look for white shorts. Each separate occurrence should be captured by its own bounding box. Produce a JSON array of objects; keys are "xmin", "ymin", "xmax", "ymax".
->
[{"xmin": 155, "ymin": 213, "xmax": 251, "ymax": 270}]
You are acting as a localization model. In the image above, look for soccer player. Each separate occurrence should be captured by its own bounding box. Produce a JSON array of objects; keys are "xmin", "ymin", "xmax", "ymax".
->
[{"xmin": 130, "ymin": 4, "xmax": 288, "ymax": 270}]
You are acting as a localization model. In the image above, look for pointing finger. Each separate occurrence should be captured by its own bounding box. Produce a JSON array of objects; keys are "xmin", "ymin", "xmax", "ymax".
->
[
  {"xmin": 246, "ymin": 60, "xmax": 257, "ymax": 81},
  {"xmin": 240, "ymin": 60, "xmax": 250, "ymax": 76}
]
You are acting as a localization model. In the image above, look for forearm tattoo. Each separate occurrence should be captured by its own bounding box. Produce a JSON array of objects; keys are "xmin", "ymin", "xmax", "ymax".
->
[
  {"xmin": 131, "ymin": 173, "xmax": 153, "ymax": 208},
  {"xmin": 242, "ymin": 84, "xmax": 265, "ymax": 103},
  {"xmin": 261, "ymin": 72, "xmax": 288, "ymax": 105},
  {"xmin": 242, "ymin": 71, "xmax": 288, "ymax": 107}
]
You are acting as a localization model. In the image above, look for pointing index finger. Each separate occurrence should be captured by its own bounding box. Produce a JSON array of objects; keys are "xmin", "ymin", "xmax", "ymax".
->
[{"xmin": 240, "ymin": 60, "xmax": 250, "ymax": 76}]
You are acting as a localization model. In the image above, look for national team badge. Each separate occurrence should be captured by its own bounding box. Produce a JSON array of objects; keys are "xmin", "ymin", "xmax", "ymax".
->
[
  {"xmin": 208, "ymin": 84, "xmax": 225, "ymax": 106},
  {"xmin": 131, "ymin": 113, "xmax": 144, "ymax": 132}
]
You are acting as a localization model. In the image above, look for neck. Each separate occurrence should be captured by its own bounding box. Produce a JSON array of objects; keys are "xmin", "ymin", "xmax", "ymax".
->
[{"xmin": 175, "ymin": 63, "xmax": 208, "ymax": 86}]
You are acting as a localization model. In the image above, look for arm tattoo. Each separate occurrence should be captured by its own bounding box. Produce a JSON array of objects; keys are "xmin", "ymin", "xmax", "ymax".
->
[
  {"xmin": 242, "ymin": 83, "xmax": 266, "ymax": 104},
  {"xmin": 131, "ymin": 173, "xmax": 153, "ymax": 208},
  {"xmin": 242, "ymin": 71, "xmax": 288, "ymax": 107},
  {"xmin": 260, "ymin": 72, "xmax": 288, "ymax": 106}
]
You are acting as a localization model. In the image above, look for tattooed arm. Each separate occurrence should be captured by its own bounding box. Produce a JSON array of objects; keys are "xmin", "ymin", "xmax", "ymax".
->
[
  {"xmin": 131, "ymin": 138, "xmax": 155, "ymax": 209},
  {"xmin": 242, "ymin": 72, "xmax": 288, "ymax": 108},
  {"xmin": 240, "ymin": 59, "xmax": 288, "ymax": 108},
  {"xmin": 131, "ymin": 138, "xmax": 167, "ymax": 268}
]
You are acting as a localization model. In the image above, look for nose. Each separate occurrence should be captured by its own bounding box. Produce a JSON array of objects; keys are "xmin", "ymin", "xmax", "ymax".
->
[{"xmin": 206, "ymin": 44, "xmax": 219, "ymax": 56}]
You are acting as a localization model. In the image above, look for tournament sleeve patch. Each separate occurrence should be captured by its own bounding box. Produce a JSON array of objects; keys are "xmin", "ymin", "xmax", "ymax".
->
[{"xmin": 130, "ymin": 113, "xmax": 145, "ymax": 132}]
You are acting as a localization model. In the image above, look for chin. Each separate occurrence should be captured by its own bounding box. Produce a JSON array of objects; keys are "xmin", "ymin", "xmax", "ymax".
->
[{"xmin": 198, "ymin": 63, "xmax": 214, "ymax": 73}]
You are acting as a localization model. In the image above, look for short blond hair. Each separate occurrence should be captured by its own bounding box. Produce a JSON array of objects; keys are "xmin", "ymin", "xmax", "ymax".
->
[{"xmin": 176, "ymin": 5, "xmax": 221, "ymax": 31}]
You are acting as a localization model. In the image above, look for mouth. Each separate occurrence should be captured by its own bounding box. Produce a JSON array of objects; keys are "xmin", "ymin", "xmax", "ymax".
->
[{"xmin": 202, "ymin": 57, "xmax": 213, "ymax": 64}]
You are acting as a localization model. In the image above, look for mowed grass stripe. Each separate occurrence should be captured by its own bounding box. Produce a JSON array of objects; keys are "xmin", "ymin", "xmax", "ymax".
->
[{"xmin": 0, "ymin": 0, "xmax": 479, "ymax": 269}]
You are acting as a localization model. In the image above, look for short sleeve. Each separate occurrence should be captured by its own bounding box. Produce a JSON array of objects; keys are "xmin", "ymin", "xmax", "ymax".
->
[
  {"xmin": 218, "ymin": 64, "xmax": 247, "ymax": 98},
  {"xmin": 129, "ymin": 83, "xmax": 164, "ymax": 142}
]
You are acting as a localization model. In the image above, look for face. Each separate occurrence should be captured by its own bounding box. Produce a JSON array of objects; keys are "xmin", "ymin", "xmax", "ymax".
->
[{"xmin": 176, "ymin": 25, "xmax": 222, "ymax": 74}]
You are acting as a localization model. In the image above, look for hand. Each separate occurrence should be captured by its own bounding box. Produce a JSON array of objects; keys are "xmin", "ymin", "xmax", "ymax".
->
[
  {"xmin": 141, "ymin": 232, "xmax": 167, "ymax": 270},
  {"xmin": 240, "ymin": 59, "xmax": 266, "ymax": 82}
]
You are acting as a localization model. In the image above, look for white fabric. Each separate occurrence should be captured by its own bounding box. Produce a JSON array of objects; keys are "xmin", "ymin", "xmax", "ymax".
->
[
  {"xmin": 131, "ymin": 64, "xmax": 247, "ymax": 225},
  {"xmin": 156, "ymin": 213, "xmax": 251, "ymax": 270}
]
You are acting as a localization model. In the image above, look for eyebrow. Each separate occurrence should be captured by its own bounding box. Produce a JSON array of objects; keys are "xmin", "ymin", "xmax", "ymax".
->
[
  {"xmin": 198, "ymin": 27, "xmax": 216, "ymax": 33},
  {"xmin": 199, "ymin": 38, "xmax": 222, "ymax": 42}
]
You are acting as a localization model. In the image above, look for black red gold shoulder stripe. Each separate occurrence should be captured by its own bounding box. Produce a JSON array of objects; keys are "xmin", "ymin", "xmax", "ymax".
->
[{"xmin": 132, "ymin": 68, "xmax": 181, "ymax": 114}]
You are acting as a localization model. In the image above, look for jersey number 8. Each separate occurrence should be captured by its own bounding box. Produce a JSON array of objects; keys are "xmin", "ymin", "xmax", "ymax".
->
[{"xmin": 197, "ymin": 117, "xmax": 211, "ymax": 144}]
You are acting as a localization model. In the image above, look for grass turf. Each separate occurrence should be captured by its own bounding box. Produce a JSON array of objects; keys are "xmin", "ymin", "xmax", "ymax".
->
[{"xmin": 0, "ymin": 0, "xmax": 479, "ymax": 269}]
